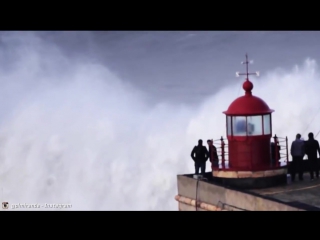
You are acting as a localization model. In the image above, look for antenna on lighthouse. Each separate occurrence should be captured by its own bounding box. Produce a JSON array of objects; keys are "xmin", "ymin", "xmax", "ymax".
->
[{"xmin": 236, "ymin": 54, "xmax": 259, "ymax": 79}]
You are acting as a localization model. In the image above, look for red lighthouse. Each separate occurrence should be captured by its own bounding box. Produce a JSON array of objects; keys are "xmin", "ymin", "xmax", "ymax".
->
[
  {"xmin": 212, "ymin": 54, "xmax": 287, "ymax": 188},
  {"xmin": 224, "ymin": 54, "xmax": 274, "ymax": 170}
]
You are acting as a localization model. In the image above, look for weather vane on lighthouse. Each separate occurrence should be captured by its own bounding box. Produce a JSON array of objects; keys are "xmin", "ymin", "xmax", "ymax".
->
[{"xmin": 236, "ymin": 54, "xmax": 259, "ymax": 80}]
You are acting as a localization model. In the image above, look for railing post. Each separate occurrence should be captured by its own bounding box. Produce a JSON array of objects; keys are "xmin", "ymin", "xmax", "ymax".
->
[
  {"xmin": 221, "ymin": 136, "xmax": 226, "ymax": 169},
  {"xmin": 221, "ymin": 136, "xmax": 225, "ymax": 169},
  {"xmin": 285, "ymin": 136, "xmax": 289, "ymax": 167},
  {"xmin": 274, "ymin": 134, "xmax": 279, "ymax": 167}
]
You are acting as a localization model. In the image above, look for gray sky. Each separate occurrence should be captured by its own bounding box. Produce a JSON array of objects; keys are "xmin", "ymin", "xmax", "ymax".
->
[{"xmin": 29, "ymin": 31, "xmax": 320, "ymax": 104}]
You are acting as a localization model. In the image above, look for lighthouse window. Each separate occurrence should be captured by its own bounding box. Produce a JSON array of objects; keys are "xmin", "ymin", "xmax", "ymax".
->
[
  {"xmin": 263, "ymin": 114, "xmax": 271, "ymax": 135},
  {"xmin": 247, "ymin": 116, "xmax": 263, "ymax": 136},
  {"xmin": 227, "ymin": 116, "xmax": 232, "ymax": 135},
  {"xmin": 232, "ymin": 116, "xmax": 247, "ymax": 136}
]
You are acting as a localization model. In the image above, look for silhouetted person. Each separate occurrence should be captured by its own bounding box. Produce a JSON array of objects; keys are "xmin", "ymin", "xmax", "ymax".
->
[
  {"xmin": 290, "ymin": 133, "xmax": 305, "ymax": 181},
  {"xmin": 304, "ymin": 132, "xmax": 320, "ymax": 180},
  {"xmin": 207, "ymin": 139, "xmax": 219, "ymax": 168},
  {"xmin": 191, "ymin": 139, "xmax": 209, "ymax": 175},
  {"xmin": 270, "ymin": 141, "xmax": 280, "ymax": 165}
]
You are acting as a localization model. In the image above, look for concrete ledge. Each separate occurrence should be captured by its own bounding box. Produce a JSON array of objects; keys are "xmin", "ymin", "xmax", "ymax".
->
[
  {"xmin": 213, "ymin": 168, "xmax": 287, "ymax": 178},
  {"xmin": 176, "ymin": 175, "xmax": 304, "ymax": 210},
  {"xmin": 176, "ymin": 190, "xmax": 303, "ymax": 211},
  {"xmin": 175, "ymin": 195, "xmax": 224, "ymax": 211}
]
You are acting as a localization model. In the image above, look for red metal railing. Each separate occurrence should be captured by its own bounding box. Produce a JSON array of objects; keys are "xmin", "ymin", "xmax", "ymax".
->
[
  {"xmin": 212, "ymin": 137, "xmax": 229, "ymax": 169},
  {"xmin": 211, "ymin": 134, "xmax": 289, "ymax": 170},
  {"xmin": 273, "ymin": 135, "xmax": 289, "ymax": 167}
]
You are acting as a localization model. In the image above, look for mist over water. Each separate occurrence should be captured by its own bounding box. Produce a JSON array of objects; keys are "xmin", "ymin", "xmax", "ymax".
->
[{"xmin": 1, "ymin": 31, "xmax": 320, "ymax": 210}]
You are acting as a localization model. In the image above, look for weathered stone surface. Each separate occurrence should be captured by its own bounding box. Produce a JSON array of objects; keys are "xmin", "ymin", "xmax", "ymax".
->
[
  {"xmin": 184, "ymin": 197, "xmax": 192, "ymax": 205},
  {"xmin": 237, "ymin": 171, "xmax": 253, "ymax": 178},
  {"xmin": 273, "ymin": 168, "xmax": 287, "ymax": 175},
  {"xmin": 216, "ymin": 171, "xmax": 225, "ymax": 177},
  {"xmin": 198, "ymin": 207, "xmax": 207, "ymax": 211},
  {"xmin": 177, "ymin": 175, "xmax": 197, "ymax": 199},
  {"xmin": 207, "ymin": 205, "xmax": 217, "ymax": 211},
  {"xmin": 200, "ymin": 202, "xmax": 207, "ymax": 209},
  {"xmin": 176, "ymin": 174, "xmax": 306, "ymax": 211},
  {"xmin": 197, "ymin": 178, "xmax": 227, "ymax": 205},
  {"xmin": 224, "ymin": 189, "xmax": 256, "ymax": 211},
  {"xmin": 177, "ymin": 192, "xmax": 301, "ymax": 211},
  {"xmin": 213, "ymin": 169, "xmax": 286, "ymax": 178},
  {"xmin": 231, "ymin": 207, "xmax": 243, "ymax": 211},
  {"xmin": 254, "ymin": 197, "xmax": 298, "ymax": 211},
  {"xmin": 264, "ymin": 170, "xmax": 276, "ymax": 177},
  {"xmin": 251, "ymin": 171, "xmax": 265, "ymax": 178},
  {"xmin": 264, "ymin": 169, "xmax": 286, "ymax": 177},
  {"xmin": 217, "ymin": 171, "xmax": 238, "ymax": 178},
  {"xmin": 175, "ymin": 195, "xmax": 221, "ymax": 211},
  {"xmin": 179, "ymin": 202, "xmax": 196, "ymax": 211}
]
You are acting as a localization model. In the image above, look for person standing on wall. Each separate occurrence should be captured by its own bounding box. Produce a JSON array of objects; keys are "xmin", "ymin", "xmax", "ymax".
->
[
  {"xmin": 207, "ymin": 139, "xmax": 219, "ymax": 169},
  {"xmin": 304, "ymin": 132, "xmax": 320, "ymax": 180},
  {"xmin": 191, "ymin": 139, "xmax": 209, "ymax": 175},
  {"xmin": 290, "ymin": 133, "xmax": 305, "ymax": 181}
]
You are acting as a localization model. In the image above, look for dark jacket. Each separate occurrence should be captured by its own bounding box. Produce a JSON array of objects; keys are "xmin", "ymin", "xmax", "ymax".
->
[
  {"xmin": 191, "ymin": 145, "xmax": 209, "ymax": 163},
  {"xmin": 304, "ymin": 139, "xmax": 320, "ymax": 159},
  {"xmin": 271, "ymin": 142, "xmax": 280, "ymax": 162},
  {"xmin": 208, "ymin": 145, "xmax": 219, "ymax": 163}
]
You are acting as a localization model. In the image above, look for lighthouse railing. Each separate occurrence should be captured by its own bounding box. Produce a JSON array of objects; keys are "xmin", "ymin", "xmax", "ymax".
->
[
  {"xmin": 273, "ymin": 135, "xmax": 289, "ymax": 168},
  {"xmin": 212, "ymin": 137, "xmax": 229, "ymax": 169}
]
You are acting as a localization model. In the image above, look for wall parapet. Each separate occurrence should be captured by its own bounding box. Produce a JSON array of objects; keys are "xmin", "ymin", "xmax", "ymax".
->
[
  {"xmin": 176, "ymin": 175, "xmax": 304, "ymax": 211},
  {"xmin": 175, "ymin": 195, "xmax": 243, "ymax": 211}
]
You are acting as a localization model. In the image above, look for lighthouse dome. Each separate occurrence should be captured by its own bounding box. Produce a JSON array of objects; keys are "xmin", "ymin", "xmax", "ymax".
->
[{"xmin": 223, "ymin": 79, "xmax": 274, "ymax": 116}]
